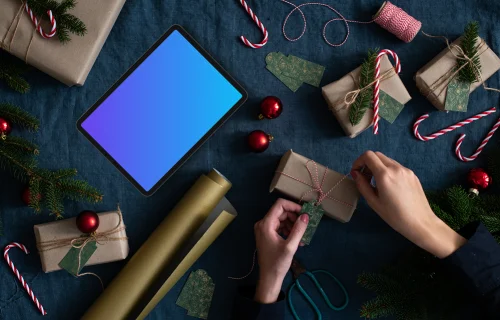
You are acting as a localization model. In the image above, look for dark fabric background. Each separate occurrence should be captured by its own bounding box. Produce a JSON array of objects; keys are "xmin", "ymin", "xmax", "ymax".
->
[{"xmin": 1, "ymin": 0, "xmax": 499, "ymax": 319}]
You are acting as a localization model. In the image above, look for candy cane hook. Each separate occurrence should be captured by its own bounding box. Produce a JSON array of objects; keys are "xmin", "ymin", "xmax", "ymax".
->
[
  {"xmin": 455, "ymin": 116, "xmax": 500, "ymax": 162},
  {"xmin": 413, "ymin": 107, "xmax": 497, "ymax": 141},
  {"xmin": 4, "ymin": 242, "xmax": 47, "ymax": 316},
  {"xmin": 238, "ymin": 0, "xmax": 268, "ymax": 48},
  {"xmin": 24, "ymin": 3, "xmax": 57, "ymax": 39},
  {"xmin": 373, "ymin": 49, "xmax": 401, "ymax": 134}
]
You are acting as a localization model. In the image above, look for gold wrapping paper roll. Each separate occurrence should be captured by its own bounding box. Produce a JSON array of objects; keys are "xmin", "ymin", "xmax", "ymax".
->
[{"xmin": 82, "ymin": 169, "xmax": 231, "ymax": 320}]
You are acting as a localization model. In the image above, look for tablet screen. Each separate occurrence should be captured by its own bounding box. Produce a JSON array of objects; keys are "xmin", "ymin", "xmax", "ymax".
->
[{"xmin": 78, "ymin": 27, "xmax": 245, "ymax": 195}]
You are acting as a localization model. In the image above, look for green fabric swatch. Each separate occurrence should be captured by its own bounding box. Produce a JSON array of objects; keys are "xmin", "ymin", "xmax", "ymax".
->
[
  {"xmin": 176, "ymin": 269, "xmax": 214, "ymax": 319},
  {"xmin": 300, "ymin": 201, "xmax": 325, "ymax": 245},
  {"xmin": 379, "ymin": 90, "xmax": 405, "ymax": 124},
  {"xmin": 445, "ymin": 77, "xmax": 470, "ymax": 112},
  {"xmin": 283, "ymin": 55, "xmax": 325, "ymax": 87},
  {"xmin": 58, "ymin": 241, "xmax": 98, "ymax": 276}
]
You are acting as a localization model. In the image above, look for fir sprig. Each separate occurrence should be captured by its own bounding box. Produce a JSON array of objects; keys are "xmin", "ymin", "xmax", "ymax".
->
[
  {"xmin": 349, "ymin": 49, "xmax": 377, "ymax": 126},
  {"xmin": 458, "ymin": 21, "xmax": 481, "ymax": 84},
  {"xmin": 0, "ymin": 60, "xmax": 30, "ymax": 94},
  {"xmin": 0, "ymin": 103, "xmax": 39, "ymax": 131},
  {"xmin": 26, "ymin": 0, "xmax": 86, "ymax": 44}
]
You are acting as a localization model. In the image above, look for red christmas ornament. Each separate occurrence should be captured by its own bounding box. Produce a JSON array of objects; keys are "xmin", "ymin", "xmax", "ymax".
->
[
  {"xmin": 76, "ymin": 210, "xmax": 100, "ymax": 234},
  {"xmin": 259, "ymin": 96, "xmax": 283, "ymax": 120},
  {"xmin": 467, "ymin": 168, "xmax": 491, "ymax": 196},
  {"xmin": 248, "ymin": 130, "xmax": 273, "ymax": 153},
  {"xmin": 0, "ymin": 117, "xmax": 12, "ymax": 138},
  {"xmin": 21, "ymin": 187, "xmax": 41, "ymax": 206}
]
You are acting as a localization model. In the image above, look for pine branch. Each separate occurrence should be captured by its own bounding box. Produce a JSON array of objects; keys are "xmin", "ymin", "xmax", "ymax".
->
[
  {"xmin": 0, "ymin": 60, "xmax": 30, "ymax": 94},
  {"xmin": 349, "ymin": 49, "xmax": 377, "ymax": 126},
  {"xmin": 2, "ymin": 136, "xmax": 39, "ymax": 156},
  {"xmin": 26, "ymin": 0, "xmax": 87, "ymax": 44},
  {"xmin": 0, "ymin": 104, "xmax": 39, "ymax": 131},
  {"xmin": 458, "ymin": 21, "xmax": 481, "ymax": 84}
]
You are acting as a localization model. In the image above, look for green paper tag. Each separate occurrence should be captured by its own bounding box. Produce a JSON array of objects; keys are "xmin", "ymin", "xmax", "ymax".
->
[
  {"xmin": 445, "ymin": 77, "xmax": 470, "ymax": 112},
  {"xmin": 58, "ymin": 241, "xmax": 98, "ymax": 276},
  {"xmin": 266, "ymin": 64, "xmax": 302, "ymax": 92},
  {"xmin": 300, "ymin": 201, "xmax": 325, "ymax": 245},
  {"xmin": 283, "ymin": 55, "xmax": 325, "ymax": 87},
  {"xmin": 378, "ymin": 90, "xmax": 405, "ymax": 124},
  {"xmin": 176, "ymin": 269, "xmax": 214, "ymax": 319}
]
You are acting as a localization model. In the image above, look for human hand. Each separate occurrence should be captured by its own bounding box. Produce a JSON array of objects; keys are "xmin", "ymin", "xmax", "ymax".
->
[
  {"xmin": 351, "ymin": 151, "xmax": 466, "ymax": 259},
  {"xmin": 253, "ymin": 199, "xmax": 309, "ymax": 304}
]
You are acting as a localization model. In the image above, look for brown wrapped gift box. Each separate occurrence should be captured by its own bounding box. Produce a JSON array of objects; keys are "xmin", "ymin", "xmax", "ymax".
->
[
  {"xmin": 415, "ymin": 37, "xmax": 500, "ymax": 110},
  {"xmin": 322, "ymin": 55, "xmax": 411, "ymax": 138},
  {"xmin": 34, "ymin": 210, "xmax": 129, "ymax": 273},
  {"xmin": 0, "ymin": 0, "xmax": 126, "ymax": 86},
  {"xmin": 270, "ymin": 150, "xmax": 359, "ymax": 223}
]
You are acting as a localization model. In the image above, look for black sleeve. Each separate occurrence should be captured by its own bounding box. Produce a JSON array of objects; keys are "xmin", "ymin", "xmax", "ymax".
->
[
  {"xmin": 230, "ymin": 285, "xmax": 286, "ymax": 320},
  {"xmin": 443, "ymin": 222, "xmax": 500, "ymax": 319}
]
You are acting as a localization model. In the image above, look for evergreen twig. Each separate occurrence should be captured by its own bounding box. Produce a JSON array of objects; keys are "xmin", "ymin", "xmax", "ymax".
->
[
  {"xmin": 0, "ymin": 103, "xmax": 39, "ymax": 131},
  {"xmin": 458, "ymin": 21, "xmax": 481, "ymax": 84},
  {"xmin": 349, "ymin": 49, "xmax": 377, "ymax": 126},
  {"xmin": 0, "ymin": 60, "xmax": 30, "ymax": 94}
]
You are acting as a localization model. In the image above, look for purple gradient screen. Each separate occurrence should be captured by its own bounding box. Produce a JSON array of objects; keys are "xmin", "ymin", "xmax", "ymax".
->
[{"xmin": 81, "ymin": 30, "xmax": 242, "ymax": 192}]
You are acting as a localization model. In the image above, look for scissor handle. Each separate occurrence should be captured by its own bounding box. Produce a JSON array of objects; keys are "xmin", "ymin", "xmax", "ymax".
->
[{"xmin": 287, "ymin": 270, "xmax": 349, "ymax": 320}]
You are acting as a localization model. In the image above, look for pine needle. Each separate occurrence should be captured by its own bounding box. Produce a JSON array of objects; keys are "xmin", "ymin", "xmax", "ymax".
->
[
  {"xmin": 349, "ymin": 49, "xmax": 377, "ymax": 126},
  {"xmin": 458, "ymin": 21, "xmax": 481, "ymax": 84}
]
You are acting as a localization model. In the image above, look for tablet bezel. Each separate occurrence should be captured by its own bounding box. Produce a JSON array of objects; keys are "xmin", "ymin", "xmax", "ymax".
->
[{"xmin": 77, "ymin": 25, "xmax": 247, "ymax": 196}]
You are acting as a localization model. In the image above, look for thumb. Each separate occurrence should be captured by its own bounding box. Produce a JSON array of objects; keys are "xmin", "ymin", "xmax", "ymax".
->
[
  {"xmin": 352, "ymin": 170, "xmax": 378, "ymax": 207},
  {"xmin": 287, "ymin": 214, "xmax": 309, "ymax": 249}
]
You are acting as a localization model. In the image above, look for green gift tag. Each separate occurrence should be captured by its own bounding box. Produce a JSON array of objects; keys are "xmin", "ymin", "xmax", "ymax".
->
[
  {"xmin": 176, "ymin": 269, "xmax": 214, "ymax": 319},
  {"xmin": 300, "ymin": 201, "xmax": 325, "ymax": 245},
  {"xmin": 266, "ymin": 61, "xmax": 303, "ymax": 92},
  {"xmin": 283, "ymin": 55, "xmax": 325, "ymax": 87},
  {"xmin": 379, "ymin": 90, "xmax": 405, "ymax": 124},
  {"xmin": 58, "ymin": 241, "xmax": 98, "ymax": 276},
  {"xmin": 445, "ymin": 77, "xmax": 470, "ymax": 112}
]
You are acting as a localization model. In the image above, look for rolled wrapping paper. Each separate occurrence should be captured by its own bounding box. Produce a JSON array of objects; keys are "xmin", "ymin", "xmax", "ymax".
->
[{"xmin": 82, "ymin": 169, "xmax": 233, "ymax": 320}]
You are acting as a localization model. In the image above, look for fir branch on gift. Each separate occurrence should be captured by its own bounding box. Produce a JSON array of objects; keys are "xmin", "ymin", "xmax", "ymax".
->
[
  {"xmin": 349, "ymin": 49, "xmax": 377, "ymax": 126},
  {"xmin": 0, "ymin": 60, "xmax": 30, "ymax": 94},
  {"xmin": 0, "ymin": 103, "xmax": 102, "ymax": 218},
  {"xmin": 0, "ymin": 103, "xmax": 39, "ymax": 131},
  {"xmin": 26, "ymin": 0, "xmax": 87, "ymax": 44},
  {"xmin": 458, "ymin": 21, "xmax": 481, "ymax": 84}
]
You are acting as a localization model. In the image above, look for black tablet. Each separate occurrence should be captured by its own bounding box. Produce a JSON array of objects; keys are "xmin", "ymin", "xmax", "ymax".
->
[{"xmin": 77, "ymin": 25, "xmax": 247, "ymax": 196}]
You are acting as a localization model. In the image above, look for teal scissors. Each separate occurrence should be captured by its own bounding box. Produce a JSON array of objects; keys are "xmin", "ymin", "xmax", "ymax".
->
[{"xmin": 287, "ymin": 259, "xmax": 349, "ymax": 320}]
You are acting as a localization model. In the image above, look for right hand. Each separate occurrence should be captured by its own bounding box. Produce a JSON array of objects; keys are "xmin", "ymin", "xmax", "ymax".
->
[{"xmin": 350, "ymin": 151, "xmax": 466, "ymax": 258}]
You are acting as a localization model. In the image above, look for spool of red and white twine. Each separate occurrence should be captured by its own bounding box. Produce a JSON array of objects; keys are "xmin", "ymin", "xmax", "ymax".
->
[
  {"xmin": 24, "ymin": 3, "xmax": 57, "ymax": 39},
  {"xmin": 238, "ymin": 0, "xmax": 268, "ymax": 48},
  {"xmin": 413, "ymin": 107, "xmax": 500, "ymax": 162},
  {"xmin": 4, "ymin": 242, "xmax": 47, "ymax": 316},
  {"xmin": 372, "ymin": 49, "xmax": 401, "ymax": 135}
]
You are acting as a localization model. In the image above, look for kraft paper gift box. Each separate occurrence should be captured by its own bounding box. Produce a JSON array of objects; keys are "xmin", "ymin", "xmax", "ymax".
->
[
  {"xmin": 0, "ymin": 0, "xmax": 126, "ymax": 86},
  {"xmin": 415, "ymin": 37, "xmax": 500, "ymax": 111},
  {"xmin": 322, "ymin": 55, "xmax": 412, "ymax": 138},
  {"xmin": 34, "ymin": 210, "xmax": 129, "ymax": 273},
  {"xmin": 270, "ymin": 150, "xmax": 359, "ymax": 223}
]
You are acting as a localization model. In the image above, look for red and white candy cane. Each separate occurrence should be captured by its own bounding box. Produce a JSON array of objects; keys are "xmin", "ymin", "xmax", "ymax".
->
[
  {"xmin": 238, "ymin": 0, "xmax": 268, "ymax": 48},
  {"xmin": 373, "ymin": 49, "xmax": 401, "ymax": 134},
  {"xmin": 4, "ymin": 242, "xmax": 47, "ymax": 316},
  {"xmin": 455, "ymin": 116, "xmax": 500, "ymax": 162},
  {"xmin": 413, "ymin": 107, "xmax": 497, "ymax": 141},
  {"xmin": 24, "ymin": 3, "xmax": 57, "ymax": 39}
]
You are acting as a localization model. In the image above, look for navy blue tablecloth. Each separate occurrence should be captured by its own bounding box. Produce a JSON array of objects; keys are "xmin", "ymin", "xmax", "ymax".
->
[{"xmin": 1, "ymin": 0, "xmax": 499, "ymax": 319}]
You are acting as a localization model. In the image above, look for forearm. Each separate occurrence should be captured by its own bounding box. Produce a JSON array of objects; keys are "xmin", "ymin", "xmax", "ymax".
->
[{"xmin": 254, "ymin": 275, "xmax": 284, "ymax": 304}]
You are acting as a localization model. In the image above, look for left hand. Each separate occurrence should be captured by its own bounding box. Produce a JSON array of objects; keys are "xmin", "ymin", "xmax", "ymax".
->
[{"xmin": 253, "ymin": 199, "xmax": 309, "ymax": 304}]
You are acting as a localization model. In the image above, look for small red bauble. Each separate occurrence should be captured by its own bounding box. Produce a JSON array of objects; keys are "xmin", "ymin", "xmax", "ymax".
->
[
  {"xmin": 21, "ymin": 187, "xmax": 41, "ymax": 206},
  {"xmin": 0, "ymin": 117, "xmax": 12, "ymax": 138},
  {"xmin": 259, "ymin": 96, "xmax": 283, "ymax": 120},
  {"xmin": 76, "ymin": 210, "xmax": 100, "ymax": 234},
  {"xmin": 467, "ymin": 168, "xmax": 491, "ymax": 196},
  {"xmin": 248, "ymin": 130, "xmax": 273, "ymax": 153}
]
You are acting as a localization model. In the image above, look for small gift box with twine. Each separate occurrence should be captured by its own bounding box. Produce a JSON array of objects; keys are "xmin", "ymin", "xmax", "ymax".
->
[
  {"xmin": 34, "ymin": 208, "xmax": 129, "ymax": 273},
  {"xmin": 322, "ymin": 54, "xmax": 411, "ymax": 138},
  {"xmin": 270, "ymin": 150, "xmax": 360, "ymax": 223},
  {"xmin": 416, "ymin": 25, "xmax": 500, "ymax": 111}
]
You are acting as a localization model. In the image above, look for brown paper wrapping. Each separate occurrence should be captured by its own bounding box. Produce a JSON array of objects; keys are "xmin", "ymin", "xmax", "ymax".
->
[
  {"xmin": 82, "ymin": 169, "xmax": 236, "ymax": 320},
  {"xmin": 322, "ymin": 55, "xmax": 411, "ymax": 138},
  {"xmin": 33, "ymin": 210, "xmax": 129, "ymax": 273},
  {"xmin": 270, "ymin": 150, "xmax": 359, "ymax": 223},
  {"xmin": 0, "ymin": 0, "xmax": 126, "ymax": 86},
  {"xmin": 415, "ymin": 37, "xmax": 500, "ymax": 110}
]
